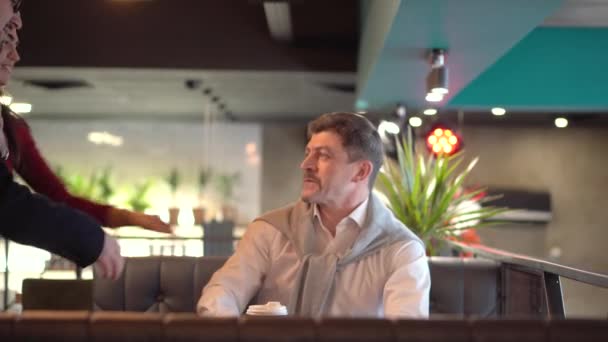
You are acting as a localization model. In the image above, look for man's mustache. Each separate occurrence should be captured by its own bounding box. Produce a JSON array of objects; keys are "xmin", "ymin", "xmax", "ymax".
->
[{"xmin": 303, "ymin": 173, "xmax": 320, "ymax": 184}]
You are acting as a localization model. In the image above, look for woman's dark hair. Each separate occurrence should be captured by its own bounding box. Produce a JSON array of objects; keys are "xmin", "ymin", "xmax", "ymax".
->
[
  {"xmin": 11, "ymin": 0, "xmax": 22, "ymax": 13},
  {"xmin": 2, "ymin": 104, "xmax": 21, "ymax": 169}
]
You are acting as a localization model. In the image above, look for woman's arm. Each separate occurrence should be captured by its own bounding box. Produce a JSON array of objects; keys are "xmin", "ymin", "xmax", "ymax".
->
[
  {"xmin": 0, "ymin": 161, "xmax": 105, "ymax": 267},
  {"xmin": 11, "ymin": 118, "xmax": 170, "ymax": 233}
]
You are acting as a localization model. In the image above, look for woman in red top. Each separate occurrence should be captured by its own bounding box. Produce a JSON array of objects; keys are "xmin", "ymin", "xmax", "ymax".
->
[{"xmin": 0, "ymin": 13, "xmax": 170, "ymax": 233}]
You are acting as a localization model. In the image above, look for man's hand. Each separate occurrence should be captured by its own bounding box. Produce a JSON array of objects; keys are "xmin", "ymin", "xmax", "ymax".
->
[{"xmin": 94, "ymin": 234, "xmax": 124, "ymax": 280}]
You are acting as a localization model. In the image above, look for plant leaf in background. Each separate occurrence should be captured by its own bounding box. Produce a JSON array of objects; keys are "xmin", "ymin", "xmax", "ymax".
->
[
  {"xmin": 166, "ymin": 167, "xmax": 180, "ymax": 194},
  {"xmin": 127, "ymin": 180, "xmax": 153, "ymax": 213},
  {"xmin": 215, "ymin": 171, "xmax": 240, "ymax": 202},
  {"xmin": 375, "ymin": 135, "xmax": 509, "ymax": 255},
  {"xmin": 198, "ymin": 167, "xmax": 213, "ymax": 195},
  {"xmin": 96, "ymin": 166, "xmax": 114, "ymax": 204},
  {"xmin": 55, "ymin": 165, "xmax": 115, "ymax": 203}
]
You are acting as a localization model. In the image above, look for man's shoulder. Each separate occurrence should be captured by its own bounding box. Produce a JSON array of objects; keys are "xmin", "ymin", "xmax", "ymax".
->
[
  {"xmin": 256, "ymin": 202, "xmax": 298, "ymax": 222},
  {"xmin": 254, "ymin": 200, "xmax": 310, "ymax": 231},
  {"xmin": 384, "ymin": 238, "xmax": 427, "ymax": 262}
]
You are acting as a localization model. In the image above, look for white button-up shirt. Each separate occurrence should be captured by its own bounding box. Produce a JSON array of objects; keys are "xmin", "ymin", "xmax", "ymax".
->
[{"xmin": 198, "ymin": 199, "xmax": 430, "ymax": 318}]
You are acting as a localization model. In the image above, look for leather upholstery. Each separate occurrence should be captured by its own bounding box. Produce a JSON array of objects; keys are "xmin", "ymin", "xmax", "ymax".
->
[
  {"xmin": 22, "ymin": 279, "xmax": 93, "ymax": 311},
  {"xmin": 0, "ymin": 312, "xmax": 606, "ymax": 341},
  {"xmin": 93, "ymin": 256, "xmax": 227, "ymax": 313},
  {"xmin": 429, "ymin": 257, "xmax": 501, "ymax": 316}
]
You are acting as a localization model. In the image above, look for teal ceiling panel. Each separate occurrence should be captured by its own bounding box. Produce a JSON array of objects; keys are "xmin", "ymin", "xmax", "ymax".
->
[
  {"xmin": 356, "ymin": 0, "xmax": 563, "ymax": 112},
  {"xmin": 449, "ymin": 28, "xmax": 608, "ymax": 111}
]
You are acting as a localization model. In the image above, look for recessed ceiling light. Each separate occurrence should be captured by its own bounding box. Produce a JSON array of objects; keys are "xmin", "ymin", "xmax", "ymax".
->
[
  {"xmin": 491, "ymin": 107, "xmax": 506, "ymax": 116},
  {"xmin": 88, "ymin": 131, "xmax": 123, "ymax": 147},
  {"xmin": 423, "ymin": 108, "xmax": 437, "ymax": 116},
  {"xmin": 409, "ymin": 117, "xmax": 422, "ymax": 127},
  {"xmin": 555, "ymin": 117, "xmax": 568, "ymax": 128},
  {"xmin": 10, "ymin": 102, "xmax": 32, "ymax": 114},
  {"xmin": 0, "ymin": 94, "xmax": 12, "ymax": 106}
]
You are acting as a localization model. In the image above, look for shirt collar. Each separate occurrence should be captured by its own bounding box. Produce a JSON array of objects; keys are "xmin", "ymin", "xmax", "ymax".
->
[{"xmin": 313, "ymin": 197, "xmax": 369, "ymax": 229}]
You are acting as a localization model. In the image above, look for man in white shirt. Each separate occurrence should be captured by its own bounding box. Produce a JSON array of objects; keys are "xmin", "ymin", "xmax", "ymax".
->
[{"xmin": 198, "ymin": 112, "xmax": 430, "ymax": 318}]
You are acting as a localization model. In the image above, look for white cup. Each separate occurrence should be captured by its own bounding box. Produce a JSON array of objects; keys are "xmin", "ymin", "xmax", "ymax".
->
[{"xmin": 246, "ymin": 301, "xmax": 288, "ymax": 317}]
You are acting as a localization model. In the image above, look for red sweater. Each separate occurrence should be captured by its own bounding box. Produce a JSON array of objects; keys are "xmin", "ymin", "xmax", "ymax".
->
[{"xmin": 4, "ymin": 114, "xmax": 112, "ymax": 226}]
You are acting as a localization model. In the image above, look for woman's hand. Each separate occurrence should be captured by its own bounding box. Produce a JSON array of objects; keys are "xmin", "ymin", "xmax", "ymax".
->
[
  {"xmin": 128, "ymin": 211, "xmax": 173, "ymax": 234},
  {"xmin": 107, "ymin": 208, "xmax": 172, "ymax": 234}
]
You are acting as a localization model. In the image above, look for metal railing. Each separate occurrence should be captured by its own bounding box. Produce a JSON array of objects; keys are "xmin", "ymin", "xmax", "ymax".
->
[{"xmin": 445, "ymin": 239, "xmax": 608, "ymax": 318}]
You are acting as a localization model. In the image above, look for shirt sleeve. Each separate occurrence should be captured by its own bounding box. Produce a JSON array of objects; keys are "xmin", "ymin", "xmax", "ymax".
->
[
  {"xmin": 197, "ymin": 220, "xmax": 276, "ymax": 317},
  {"xmin": 13, "ymin": 121, "xmax": 112, "ymax": 225},
  {"xmin": 383, "ymin": 240, "xmax": 431, "ymax": 318}
]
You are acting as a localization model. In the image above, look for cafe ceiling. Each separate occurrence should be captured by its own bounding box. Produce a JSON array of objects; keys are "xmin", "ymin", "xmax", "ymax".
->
[{"xmin": 7, "ymin": 0, "xmax": 608, "ymax": 123}]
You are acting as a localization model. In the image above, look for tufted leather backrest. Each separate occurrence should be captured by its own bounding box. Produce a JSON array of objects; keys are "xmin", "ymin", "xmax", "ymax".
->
[
  {"xmin": 429, "ymin": 257, "xmax": 501, "ymax": 316},
  {"xmin": 94, "ymin": 256, "xmax": 227, "ymax": 312},
  {"xmin": 93, "ymin": 256, "xmax": 501, "ymax": 317}
]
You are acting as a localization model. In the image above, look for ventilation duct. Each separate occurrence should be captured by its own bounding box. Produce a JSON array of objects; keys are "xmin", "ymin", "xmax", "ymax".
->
[{"xmin": 483, "ymin": 188, "xmax": 552, "ymax": 224}]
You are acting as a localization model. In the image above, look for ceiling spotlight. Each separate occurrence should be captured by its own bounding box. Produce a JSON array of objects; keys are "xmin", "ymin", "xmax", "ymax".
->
[
  {"xmin": 555, "ymin": 117, "xmax": 568, "ymax": 128},
  {"xmin": 409, "ymin": 117, "xmax": 422, "ymax": 127},
  {"xmin": 185, "ymin": 79, "xmax": 202, "ymax": 90},
  {"xmin": 427, "ymin": 49, "xmax": 449, "ymax": 95},
  {"xmin": 492, "ymin": 107, "xmax": 506, "ymax": 116},
  {"xmin": 396, "ymin": 104, "xmax": 406, "ymax": 117},
  {"xmin": 425, "ymin": 92, "xmax": 443, "ymax": 103},
  {"xmin": 423, "ymin": 108, "xmax": 437, "ymax": 116},
  {"xmin": 428, "ymin": 67, "xmax": 449, "ymax": 94},
  {"xmin": 378, "ymin": 120, "xmax": 400, "ymax": 135}
]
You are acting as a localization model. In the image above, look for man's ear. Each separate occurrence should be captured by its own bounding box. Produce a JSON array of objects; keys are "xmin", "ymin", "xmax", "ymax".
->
[{"xmin": 353, "ymin": 160, "xmax": 373, "ymax": 183}]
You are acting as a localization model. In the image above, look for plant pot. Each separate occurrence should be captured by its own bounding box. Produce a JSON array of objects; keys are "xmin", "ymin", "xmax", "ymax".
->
[
  {"xmin": 168, "ymin": 207, "xmax": 180, "ymax": 226},
  {"xmin": 192, "ymin": 207, "xmax": 206, "ymax": 225}
]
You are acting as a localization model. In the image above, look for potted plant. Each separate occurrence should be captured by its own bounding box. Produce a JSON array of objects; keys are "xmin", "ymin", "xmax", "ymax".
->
[
  {"xmin": 55, "ymin": 166, "xmax": 100, "ymax": 200},
  {"xmin": 215, "ymin": 171, "xmax": 240, "ymax": 222},
  {"xmin": 127, "ymin": 180, "xmax": 153, "ymax": 213},
  {"xmin": 96, "ymin": 166, "xmax": 114, "ymax": 204},
  {"xmin": 375, "ymin": 134, "xmax": 508, "ymax": 255},
  {"xmin": 193, "ymin": 167, "xmax": 213, "ymax": 225},
  {"xmin": 166, "ymin": 167, "xmax": 181, "ymax": 225}
]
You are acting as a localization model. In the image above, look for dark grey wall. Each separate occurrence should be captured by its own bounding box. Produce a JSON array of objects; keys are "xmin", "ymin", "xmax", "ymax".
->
[
  {"xmin": 462, "ymin": 125, "xmax": 608, "ymax": 317},
  {"xmin": 261, "ymin": 123, "xmax": 307, "ymax": 212}
]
